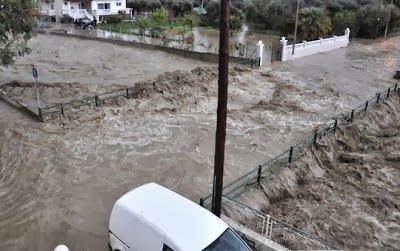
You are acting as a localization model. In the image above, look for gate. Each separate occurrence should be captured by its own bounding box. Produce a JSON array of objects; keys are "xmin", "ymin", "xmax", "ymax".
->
[
  {"xmin": 245, "ymin": 42, "xmax": 257, "ymax": 59},
  {"xmin": 270, "ymin": 40, "xmax": 282, "ymax": 63}
]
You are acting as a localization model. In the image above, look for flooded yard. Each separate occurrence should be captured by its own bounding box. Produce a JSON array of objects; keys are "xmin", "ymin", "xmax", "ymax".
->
[{"xmin": 0, "ymin": 33, "xmax": 399, "ymax": 250}]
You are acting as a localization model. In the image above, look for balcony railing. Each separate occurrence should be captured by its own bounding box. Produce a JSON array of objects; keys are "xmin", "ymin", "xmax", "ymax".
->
[{"xmin": 41, "ymin": 9, "xmax": 56, "ymax": 16}]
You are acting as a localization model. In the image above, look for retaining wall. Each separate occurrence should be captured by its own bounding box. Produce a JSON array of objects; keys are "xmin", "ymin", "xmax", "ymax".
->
[
  {"xmin": 33, "ymin": 29, "xmax": 251, "ymax": 64},
  {"xmin": 0, "ymin": 89, "xmax": 38, "ymax": 118}
]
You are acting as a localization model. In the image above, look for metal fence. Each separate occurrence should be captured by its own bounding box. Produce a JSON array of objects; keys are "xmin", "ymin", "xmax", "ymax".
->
[
  {"xmin": 38, "ymin": 86, "xmax": 145, "ymax": 121},
  {"xmin": 37, "ymin": 59, "xmax": 259, "ymax": 121},
  {"xmin": 199, "ymin": 83, "xmax": 399, "ymax": 209},
  {"xmin": 222, "ymin": 197, "xmax": 340, "ymax": 250}
]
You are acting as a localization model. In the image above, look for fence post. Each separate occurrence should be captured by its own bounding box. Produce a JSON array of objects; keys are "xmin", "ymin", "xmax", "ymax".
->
[
  {"xmin": 60, "ymin": 104, "xmax": 64, "ymax": 116},
  {"xmin": 95, "ymin": 95, "xmax": 99, "ymax": 107},
  {"xmin": 257, "ymin": 165, "xmax": 262, "ymax": 185},
  {"xmin": 126, "ymin": 88, "xmax": 129, "ymax": 98},
  {"xmin": 288, "ymin": 146, "xmax": 294, "ymax": 164},
  {"xmin": 256, "ymin": 40, "xmax": 264, "ymax": 66},
  {"xmin": 314, "ymin": 132, "xmax": 318, "ymax": 144},
  {"xmin": 395, "ymin": 83, "xmax": 398, "ymax": 92},
  {"xmin": 199, "ymin": 198, "xmax": 204, "ymax": 207},
  {"xmin": 377, "ymin": 93, "xmax": 381, "ymax": 104},
  {"xmin": 364, "ymin": 101, "xmax": 369, "ymax": 111},
  {"xmin": 387, "ymin": 87, "xmax": 391, "ymax": 98},
  {"xmin": 280, "ymin": 37, "xmax": 288, "ymax": 61},
  {"xmin": 38, "ymin": 107, "xmax": 43, "ymax": 122},
  {"xmin": 350, "ymin": 109, "xmax": 355, "ymax": 122},
  {"xmin": 334, "ymin": 119, "xmax": 338, "ymax": 132}
]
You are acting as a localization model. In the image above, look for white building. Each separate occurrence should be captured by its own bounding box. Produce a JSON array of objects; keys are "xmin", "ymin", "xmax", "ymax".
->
[{"xmin": 39, "ymin": 0, "xmax": 132, "ymax": 21}]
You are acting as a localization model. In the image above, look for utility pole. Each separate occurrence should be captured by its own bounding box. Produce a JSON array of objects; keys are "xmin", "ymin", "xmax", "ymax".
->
[
  {"xmin": 384, "ymin": 0, "xmax": 394, "ymax": 38},
  {"xmin": 292, "ymin": 0, "xmax": 300, "ymax": 56},
  {"xmin": 375, "ymin": 0, "xmax": 382, "ymax": 39},
  {"xmin": 211, "ymin": 0, "xmax": 230, "ymax": 217}
]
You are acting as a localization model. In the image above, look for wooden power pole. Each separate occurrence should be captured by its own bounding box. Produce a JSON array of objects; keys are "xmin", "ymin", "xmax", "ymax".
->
[
  {"xmin": 211, "ymin": 0, "xmax": 230, "ymax": 217},
  {"xmin": 292, "ymin": 0, "xmax": 300, "ymax": 56}
]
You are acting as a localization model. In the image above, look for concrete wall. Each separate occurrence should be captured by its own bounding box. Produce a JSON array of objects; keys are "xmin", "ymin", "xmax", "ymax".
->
[
  {"xmin": 281, "ymin": 28, "xmax": 350, "ymax": 61},
  {"xmin": 34, "ymin": 30, "xmax": 254, "ymax": 65},
  {"xmin": 0, "ymin": 90, "xmax": 39, "ymax": 119}
]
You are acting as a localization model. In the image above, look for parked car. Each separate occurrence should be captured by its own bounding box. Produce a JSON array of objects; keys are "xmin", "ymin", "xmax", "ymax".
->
[
  {"xmin": 109, "ymin": 183, "xmax": 252, "ymax": 251},
  {"xmin": 74, "ymin": 18, "xmax": 94, "ymax": 29}
]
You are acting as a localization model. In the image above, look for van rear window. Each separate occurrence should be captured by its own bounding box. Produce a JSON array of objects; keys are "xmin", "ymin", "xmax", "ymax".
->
[{"xmin": 203, "ymin": 229, "xmax": 251, "ymax": 251}]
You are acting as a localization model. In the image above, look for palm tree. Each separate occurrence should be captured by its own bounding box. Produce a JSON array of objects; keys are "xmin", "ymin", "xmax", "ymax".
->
[{"xmin": 299, "ymin": 7, "xmax": 332, "ymax": 41}]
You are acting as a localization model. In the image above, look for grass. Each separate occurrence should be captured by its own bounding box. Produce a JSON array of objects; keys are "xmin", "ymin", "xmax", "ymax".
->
[
  {"xmin": 98, "ymin": 21, "xmax": 193, "ymax": 34},
  {"xmin": 98, "ymin": 20, "xmax": 217, "ymax": 35}
]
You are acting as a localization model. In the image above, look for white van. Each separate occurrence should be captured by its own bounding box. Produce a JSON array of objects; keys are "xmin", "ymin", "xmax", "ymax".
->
[{"xmin": 109, "ymin": 183, "xmax": 251, "ymax": 251}]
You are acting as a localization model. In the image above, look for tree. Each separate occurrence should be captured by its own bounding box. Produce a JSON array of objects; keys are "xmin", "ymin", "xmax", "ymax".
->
[
  {"xmin": 299, "ymin": 7, "xmax": 332, "ymax": 40},
  {"xmin": 332, "ymin": 11, "xmax": 356, "ymax": 35},
  {"xmin": 0, "ymin": 0, "xmax": 35, "ymax": 67},
  {"xmin": 229, "ymin": 15, "xmax": 242, "ymax": 35},
  {"xmin": 152, "ymin": 7, "xmax": 168, "ymax": 23}
]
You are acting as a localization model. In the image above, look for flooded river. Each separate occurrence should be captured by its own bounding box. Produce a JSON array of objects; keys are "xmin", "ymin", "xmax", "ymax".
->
[{"xmin": 0, "ymin": 32, "xmax": 399, "ymax": 250}]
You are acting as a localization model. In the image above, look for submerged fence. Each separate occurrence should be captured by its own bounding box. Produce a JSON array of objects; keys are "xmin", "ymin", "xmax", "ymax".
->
[
  {"xmin": 37, "ymin": 59, "xmax": 259, "ymax": 121},
  {"xmin": 199, "ymin": 83, "xmax": 399, "ymax": 209}
]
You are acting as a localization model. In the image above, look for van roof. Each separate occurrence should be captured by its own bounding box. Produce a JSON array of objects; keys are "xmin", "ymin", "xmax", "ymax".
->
[{"xmin": 114, "ymin": 183, "xmax": 228, "ymax": 250}]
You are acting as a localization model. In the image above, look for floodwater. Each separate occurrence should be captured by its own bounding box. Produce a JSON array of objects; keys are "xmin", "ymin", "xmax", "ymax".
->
[
  {"xmin": 0, "ymin": 33, "xmax": 399, "ymax": 250},
  {"xmin": 38, "ymin": 22, "xmax": 278, "ymax": 63},
  {"xmin": 0, "ymin": 34, "xmax": 206, "ymax": 86}
]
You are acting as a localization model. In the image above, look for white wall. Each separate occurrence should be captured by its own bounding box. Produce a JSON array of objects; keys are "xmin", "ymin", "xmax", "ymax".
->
[
  {"xmin": 40, "ymin": 1, "xmax": 53, "ymax": 11},
  {"xmin": 281, "ymin": 28, "xmax": 351, "ymax": 61},
  {"xmin": 92, "ymin": 0, "xmax": 127, "ymax": 16}
]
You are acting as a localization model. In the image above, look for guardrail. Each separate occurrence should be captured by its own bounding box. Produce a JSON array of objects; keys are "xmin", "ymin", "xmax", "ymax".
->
[
  {"xmin": 199, "ymin": 83, "xmax": 399, "ymax": 209},
  {"xmin": 222, "ymin": 197, "xmax": 341, "ymax": 250}
]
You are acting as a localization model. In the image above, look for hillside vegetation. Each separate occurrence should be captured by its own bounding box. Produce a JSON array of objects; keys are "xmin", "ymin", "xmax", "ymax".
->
[{"xmin": 127, "ymin": 0, "xmax": 400, "ymax": 39}]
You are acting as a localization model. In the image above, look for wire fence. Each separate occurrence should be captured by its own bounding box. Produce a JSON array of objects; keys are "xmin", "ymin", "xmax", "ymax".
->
[
  {"xmin": 222, "ymin": 197, "xmax": 340, "ymax": 250},
  {"xmin": 199, "ymin": 83, "xmax": 399, "ymax": 209}
]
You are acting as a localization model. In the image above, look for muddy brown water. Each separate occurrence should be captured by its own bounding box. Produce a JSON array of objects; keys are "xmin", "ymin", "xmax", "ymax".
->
[{"xmin": 0, "ymin": 34, "xmax": 399, "ymax": 250}]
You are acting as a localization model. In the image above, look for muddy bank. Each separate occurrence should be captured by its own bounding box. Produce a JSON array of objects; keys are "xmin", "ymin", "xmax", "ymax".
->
[{"xmin": 236, "ymin": 92, "xmax": 400, "ymax": 250}]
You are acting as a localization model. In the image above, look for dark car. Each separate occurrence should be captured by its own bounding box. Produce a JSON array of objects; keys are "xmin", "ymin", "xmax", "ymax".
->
[{"xmin": 74, "ymin": 18, "xmax": 94, "ymax": 29}]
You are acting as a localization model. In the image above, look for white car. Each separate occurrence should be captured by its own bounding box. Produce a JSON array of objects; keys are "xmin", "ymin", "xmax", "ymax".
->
[{"xmin": 109, "ymin": 183, "xmax": 251, "ymax": 251}]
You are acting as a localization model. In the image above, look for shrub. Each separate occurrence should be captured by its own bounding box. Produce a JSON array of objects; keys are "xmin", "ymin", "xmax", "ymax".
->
[
  {"xmin": 60, "ymin": 17, "xmax": 74, "ymax": 23},
  {"xmin": 107, "ymin": 15, "xmax": 123, "ymax": 27},
  {"xmin": 152, "ymin": 7, "xmax": 169, "ymax": 23}
]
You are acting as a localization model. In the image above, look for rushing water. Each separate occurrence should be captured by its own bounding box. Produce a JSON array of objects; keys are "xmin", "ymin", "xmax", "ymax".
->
[{"xmin": 0, "ymin": 28, "xmax": 399, "ymax": 250}]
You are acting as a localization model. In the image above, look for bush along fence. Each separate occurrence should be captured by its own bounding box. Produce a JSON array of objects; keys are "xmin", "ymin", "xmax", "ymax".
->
[{"xmin": 199, "ymin": 83, "xmax": 399, "ymax": 209}]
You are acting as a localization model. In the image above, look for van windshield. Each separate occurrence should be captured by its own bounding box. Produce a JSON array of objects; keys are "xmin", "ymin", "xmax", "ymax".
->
[{"xmin": 203, "ymin": 228, "xmax": 251, "ymax": 251}]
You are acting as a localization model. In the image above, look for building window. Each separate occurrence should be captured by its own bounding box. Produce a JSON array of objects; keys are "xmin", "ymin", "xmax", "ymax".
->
[
  {"xmin": 116, "ymin": 2, "xmax": 122, "ymax": 6},
  {"xmin": 98, "ymin": 3, "xmax": 111, "ymax": 9}
]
